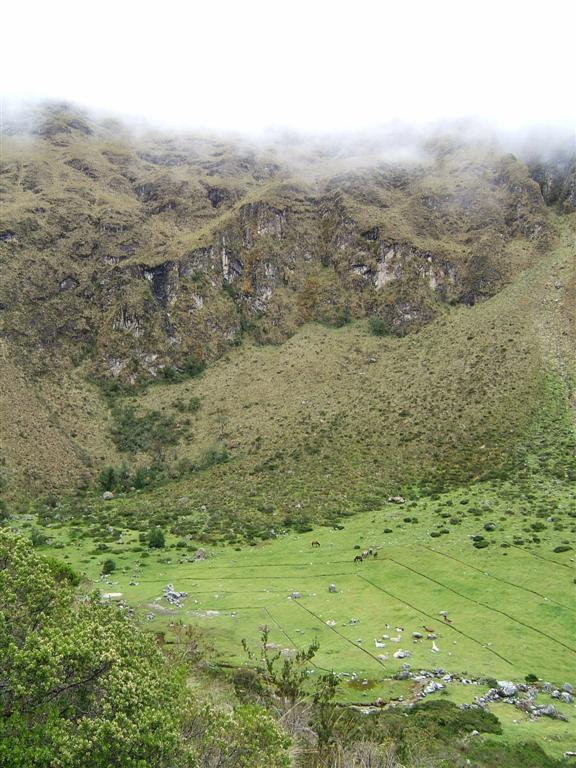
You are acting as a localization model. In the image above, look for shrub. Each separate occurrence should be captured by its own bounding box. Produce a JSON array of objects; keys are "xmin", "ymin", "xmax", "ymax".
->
[
  {"xmin": 182, "ymin": 354, "xmax": 206, "ymax": 378},
  {"xmin": 0, "ymin": 531, "xmax": 182, "ymax": 768},
  {"xmin": 148, "ymin": 527, "xmax": 166, "ymax": 549},
  {"xmin": 101, "ymin": 558, "xmax": 116, "ymax": 574},
  {"xmin": 198, "ymin": 446, "xmax": 229, "ymax": 470},
  {"xmin": 30, "ymin": 527, "xmax": 48, "ymax": 547},
  {"xmin": 531, "ymin": 521, "xmax": 547, "ymax": 531},
  {"xmin": 98, "ymin": 465, "xmax": 117, "ymax": 492},
  {"xmin": 110, "ymin": 406, "xmax": 181, "ymax": 454},
  {"xmin": 368, "ymin": 317, "xmax": 387, "ymax": 337},
  {"xmin": 174, "ymin": 396, "xmax": 201, "ymax": 414},
  {"xmin": 182, "ymin": 703, "xmax": 290, "ymax": 768}
]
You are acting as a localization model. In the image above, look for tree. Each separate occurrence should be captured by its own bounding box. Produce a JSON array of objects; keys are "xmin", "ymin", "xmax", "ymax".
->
[
  {"xmin": 0, "ymin": 531, "xmax": 182, "ymax": 768},
  {"xmin": 148, "ymin": 526, "xmax": 166, "ymax": 549},
  {"xmin": 242, "ymin": 627, "xmax": 322, "ymax": 711}
]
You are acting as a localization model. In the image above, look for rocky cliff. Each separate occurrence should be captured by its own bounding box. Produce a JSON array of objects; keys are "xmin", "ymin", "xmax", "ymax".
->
[{"xmin": 1, "ymin": 105, "xmax": 559, "ymax": 384}]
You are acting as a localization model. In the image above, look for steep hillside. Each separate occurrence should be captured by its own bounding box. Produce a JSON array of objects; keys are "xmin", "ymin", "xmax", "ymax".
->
[
  {"xmin": 1, "ymin": 105, "xmax": 575, "ymax": 507},
  {"xmin": 2, "ymin": 105, "xmax": 552, "ymax": 378},
  {"xmin": 33, "ymin": 216, "xmax": 571, "ymax": 541}
]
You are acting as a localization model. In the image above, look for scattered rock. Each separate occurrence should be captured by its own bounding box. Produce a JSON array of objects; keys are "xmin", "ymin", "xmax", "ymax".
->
[
  {"xmin": 423, "ymin": 681, "xmax": 444, "ymax": 695},
  {"xmin": 102, "ymin": 491, "xmax": 114, "ymax": 500},
  {"xmin": 388, "ymin": 496, "xmax": 405, "ymax": 504},
  {"xmin": 532, "ymin": 704, "xmax": 568, "ymax": 721},
  {"xmin": 163, "ymin": 584, "xmax": 188, "ymax": 607},
  {"xmin": 393, "ymin": 649, "xmax": 411, "ymax": 659},
  {"xmin": 289, "ymin": 591, "xmax": 302, "ymax": 599}
]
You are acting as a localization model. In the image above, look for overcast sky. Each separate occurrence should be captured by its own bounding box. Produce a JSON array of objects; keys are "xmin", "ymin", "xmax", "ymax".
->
[{"xmin": 2, "ymin": 0, "xmax": 575, "ymax": 134}]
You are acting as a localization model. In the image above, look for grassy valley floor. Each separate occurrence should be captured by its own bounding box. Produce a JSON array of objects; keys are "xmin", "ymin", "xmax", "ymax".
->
[{"xmin": 15, "ymin": 477, "xmax": 576, "ymax": 760}]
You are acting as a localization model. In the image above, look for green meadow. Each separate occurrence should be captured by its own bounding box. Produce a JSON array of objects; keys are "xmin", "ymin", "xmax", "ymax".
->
[{"xmin": 18, "ymin": 478, "xmax": 575, "ymax": 757}]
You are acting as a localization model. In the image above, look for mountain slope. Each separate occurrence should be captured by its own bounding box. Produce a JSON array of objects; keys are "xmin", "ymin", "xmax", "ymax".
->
[{"xmin": 0, "ymin": 105, "xmax": 575, "ymax": 510}]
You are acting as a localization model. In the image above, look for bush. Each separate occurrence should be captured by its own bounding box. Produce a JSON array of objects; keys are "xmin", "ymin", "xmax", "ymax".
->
[
  {"xmin": 368, "ymin": 317, "xmax": 387, "ymax": 337},
  {"xmin": 174, "ymin": 396, "xmax": 201, "ymax": 413},
  {"xmin": 148, "ymin": 527, "xmax": 166, "ymax": 549},
  {"xmin": 30, "ymin": 527, "xmax": 48, "ymax": 547},
  {"xmin": 182, "ymin": 354, "xmax": 206, "ymax": 378},
  {"xmin": 182, "ymin": 703, "xmax": 290, "ymax": 767},
  {"xmin": 0, "ymin": 531, "xmax": 182, "ymax": 768},
  {"xmin": 44, "ymin": 557, "xmax": 81, "ymax": 587},
  {"xmin": 98, "ymin": 465, "xmax": 117, "ymax": 492},
  {"xmin": 198, "ymin": 446, "xmax": 230, "ymax": 470},
  {"xmin": 101, "ymin": 558, "xmax": 116, "ymax": 574},
  {"xmin": 111, "ymin": 406, "xmax": 181, "ymax": 454}
]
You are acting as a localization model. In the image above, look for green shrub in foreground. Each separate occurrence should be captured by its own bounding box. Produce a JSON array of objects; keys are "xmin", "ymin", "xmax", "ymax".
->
[{"xmin": 0, "ymin": 530, "xmax": 182, "ymax": 768}]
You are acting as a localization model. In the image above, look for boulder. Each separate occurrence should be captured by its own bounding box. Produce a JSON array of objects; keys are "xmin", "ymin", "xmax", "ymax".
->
[
  {"xmin": 533, "ymin": 704, "xmax": 568, "ymax": 721},
  {"xmin": 497, "ymin": 680, "xmax": 518, "ymax": 697},
  {"xmin": 328, "ymin": 584, "xmax": 337, "ymax": 593},
  {"xmin": 290, "ymin": 591, "xmax": 302, "ymax": 599},
  {"xmin": 102, "ymin": 491, "xmax": 114, "ymax": 500}
]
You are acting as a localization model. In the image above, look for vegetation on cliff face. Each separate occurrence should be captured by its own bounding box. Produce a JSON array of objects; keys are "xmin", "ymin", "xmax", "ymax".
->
[
  {"xmin": 1, "ymin": 105, "xmax": 574, "ymax": 499},
  {"xmin": 1, "ymin": 103, "xmax": 553, "ymax": 384}
]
